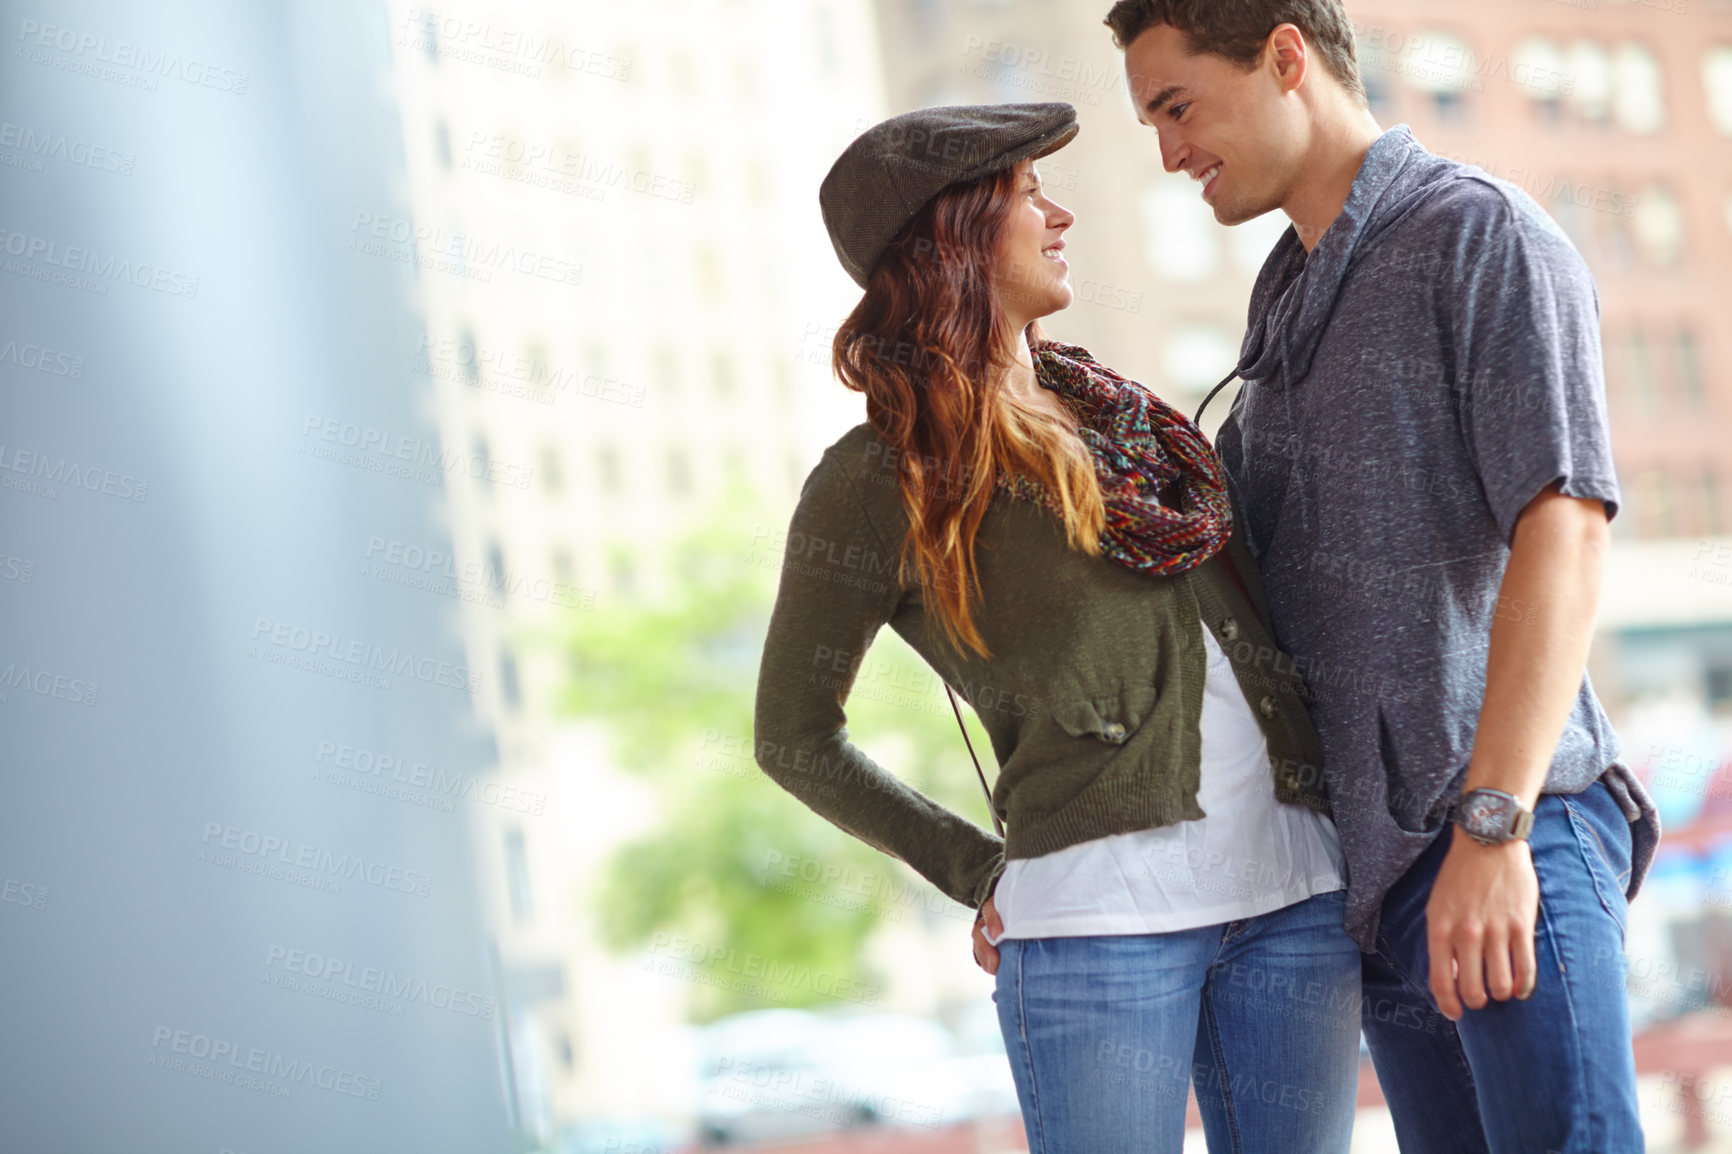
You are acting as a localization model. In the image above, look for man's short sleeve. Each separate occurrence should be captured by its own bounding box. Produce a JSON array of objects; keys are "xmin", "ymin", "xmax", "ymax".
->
[{"xmin": 1447, "ymin": 181, "xmax": 1622, "ymax": 542}]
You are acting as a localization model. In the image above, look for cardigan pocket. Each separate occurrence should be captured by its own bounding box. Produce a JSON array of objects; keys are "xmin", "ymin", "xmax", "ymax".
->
[{"xmin": 1049, "ymin": 684, "xmax": 1161, "ymax": 745}]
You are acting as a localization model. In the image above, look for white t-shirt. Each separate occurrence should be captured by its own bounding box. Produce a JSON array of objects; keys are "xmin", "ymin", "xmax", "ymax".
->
[{"xmin": 984, "ymin": 616, "xmax": 1345, "ymax": 942}]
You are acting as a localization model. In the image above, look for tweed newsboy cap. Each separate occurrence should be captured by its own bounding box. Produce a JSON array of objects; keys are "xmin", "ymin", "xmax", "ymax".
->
[{"xmin": 819, "ymin": 102, "xmax": 1079, "ymax": 288}]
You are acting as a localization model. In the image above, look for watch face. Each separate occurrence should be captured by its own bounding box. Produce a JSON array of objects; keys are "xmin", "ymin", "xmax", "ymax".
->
[{"xmin": 1461, "ymin": 793, "xmax": 1508, "ymax": 839}]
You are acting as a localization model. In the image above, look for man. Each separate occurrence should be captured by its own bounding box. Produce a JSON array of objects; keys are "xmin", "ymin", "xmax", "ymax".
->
[{"xmin": 1098, "ymin": 2, "xmax": 1661, "ymax": 1150}]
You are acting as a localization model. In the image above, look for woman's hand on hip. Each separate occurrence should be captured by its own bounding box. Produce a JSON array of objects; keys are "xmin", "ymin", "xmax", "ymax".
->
[{"xmin": 971, "ymin": 894, "xmax": 1004, "ymax": 974}]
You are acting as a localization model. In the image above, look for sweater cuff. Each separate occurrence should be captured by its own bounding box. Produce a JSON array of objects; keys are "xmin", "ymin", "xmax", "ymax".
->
[{"xmin": 971, "ymin": 851, "xmax": 1007, "ymax": 911}]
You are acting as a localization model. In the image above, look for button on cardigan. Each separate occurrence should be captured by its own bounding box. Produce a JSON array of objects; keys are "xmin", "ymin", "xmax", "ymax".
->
[{"xmin": 751, "ymin": 422, "xmax": 1329, "ymax": 915}]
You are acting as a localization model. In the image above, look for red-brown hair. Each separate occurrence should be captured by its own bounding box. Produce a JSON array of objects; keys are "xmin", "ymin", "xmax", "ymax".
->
[{"xmin": 831, "ymin": 163, "xmax": 1104, "ymax": 660}]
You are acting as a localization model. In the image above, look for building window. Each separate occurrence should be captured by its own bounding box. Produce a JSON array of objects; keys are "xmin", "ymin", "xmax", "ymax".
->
[
  {"xmin": 711, "ymin": 352, "xmax": 735, "ymax": 397},
  {"xmin": 1363, "ymin": 67, "xmax": 1395, "ymax": 122},
  {"xmin": 1635, "ymin": 469, "xmax": 1676, "ymax": 537},
  {"xmin": 1431, "ymin": 90, "xmax": 1467, "ymax": 122},
  {"xmin": 1228, "ymin": 210, "xmax": 1291, "ymax": 275},
  {"xmin": 460, "ymin": 327, "xmax": 479, "ymax": 384},
  {"xmin": 434, "ymin": 120, "xmax": 453, "ymax": 169},
  {"xmin": 671, "ymin": 51, "xmax": 696, "ymax": 100},
  {"xmin": 1675, "ymin": 329, "xmax": 1704, "ymax": 409},
  {"xmin": 1628, "ymin": 328, "xmax": 1658, "ymax": 415},
  {"xmin": 1566, "ymin": 40, "xmax": 1612, "ymax": 122},
  {"xmin": 1705, "ymin": 468, "xmax": 1725, "ymax": 535},
  {"xmin": 540, "ymin": 444, "xmax": 562, "ymax": 493},
  {"xmin": 695, "ymin": 245, "xmax": 723, "ymax": 298},
  {"xmin": 552, "ymin": 548, "xmax": 574, "ymax": 587},
  {"xmin": 472, "ymin": 434, "xmax": 492, "ymax": 490},
  {"xmin": 503, "ymin": 828, "xmax": 533, "ymax": 923},
  {"xmin": 485, "ymin": 541, "xmax": 506, "ymax": 590},
  {"xmin": 1512, "ymin": 37, "xmax": 1568, "ymax": 114},
  {"xmin": 418, "ymin": 12, "xmax": 440, "ymax": 64},
  {"xmin": 1612, "ymin": 42, "xmax": 1665, "ymax": 134},
  {"xmin": 1162, "ymin": 325, "xmax": 1240, "ymax": 396},
  {"xmin": 597, "ymin": 446, "xmax": 621, "ymax": 493},
  {"xmin": 1140, "ymin": 177, "xmax": 1220, "ymax": 282},
  {"xmin": 1706, "ymin": 48, "xmax": 1732, "ymax": 136},
  {"xmin": 686, "ymin": 152, "xmax": 711, "ymax": 202},
  {"xmin": 747, "ymin": 158, "xmax": 769, "ymax": 209},
  {"xmin": 668, "ymin": 448, "xmax": 693, "ymax": 495},
  {"xmin": 655, "ymin": 347, "xmax": 679, "ymax": 399},
  {"xmin": 1401, "ymin": 30, "xmax": 1476, "ymax": 112},
  {"xmin": 499, "ymin": 647, "xmax": 520, "ymax": 710},
  {"xmin": 1634, "ymin": 184, "xmax": 1685, "ymax": 267},
  {"xmin": 611, "ymin": 554, "xmax": 636, "ymax": 596}
]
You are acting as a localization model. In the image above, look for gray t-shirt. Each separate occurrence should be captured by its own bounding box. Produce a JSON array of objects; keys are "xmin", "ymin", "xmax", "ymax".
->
[{"xmin": 1216, "ymin": 124, "xmax": 1659, "ymax": 952}]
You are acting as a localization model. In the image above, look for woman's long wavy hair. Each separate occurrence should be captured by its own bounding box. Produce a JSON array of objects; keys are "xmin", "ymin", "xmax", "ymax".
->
[{"xmin": 831, "ymin": 163, "xmax": 1105, "ymax": 660}]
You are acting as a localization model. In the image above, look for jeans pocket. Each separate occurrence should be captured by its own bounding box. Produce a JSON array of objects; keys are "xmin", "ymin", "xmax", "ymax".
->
[{"xmin": 1562, "ymin": 789, "xmax": 1631, "ymax": 945}]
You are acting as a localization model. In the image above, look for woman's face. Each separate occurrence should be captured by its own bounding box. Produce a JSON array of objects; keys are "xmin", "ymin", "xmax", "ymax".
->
[{"xmin": 991, "ymin": 157, "xmax": 1077, "ymax": 330}]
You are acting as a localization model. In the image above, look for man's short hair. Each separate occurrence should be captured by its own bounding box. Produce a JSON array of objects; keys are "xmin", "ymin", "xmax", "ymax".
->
[{"xmin": 1104, "ymin": 0, "xmax": 1366, "ymax": 106}]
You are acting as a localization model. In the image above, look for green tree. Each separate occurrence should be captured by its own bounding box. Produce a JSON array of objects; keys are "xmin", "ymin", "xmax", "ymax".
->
[{"xmin": 536, "ymin": 479, "xmax": 996, "ymax": 1021}]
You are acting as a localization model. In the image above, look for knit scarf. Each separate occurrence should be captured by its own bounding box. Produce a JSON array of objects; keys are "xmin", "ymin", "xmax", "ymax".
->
[{"xmin": 996, "ymin": 339, "xmax": 1233, "ymax": 576}]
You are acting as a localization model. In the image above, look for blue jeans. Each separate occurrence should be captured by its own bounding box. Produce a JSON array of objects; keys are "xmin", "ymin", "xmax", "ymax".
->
[
  {"xmin": 1362, "ymin": 779, "xmax": 1643, "ymax": 1153},
  {"xmin": 992, "ymin": 889, "xmax": 1361, "ymax": 1153}
]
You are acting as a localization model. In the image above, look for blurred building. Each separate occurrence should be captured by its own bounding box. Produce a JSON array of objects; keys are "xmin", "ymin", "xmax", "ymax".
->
[{"xmin": 381, "ymin": 0, "xmax": 891, "ymax": 1142}]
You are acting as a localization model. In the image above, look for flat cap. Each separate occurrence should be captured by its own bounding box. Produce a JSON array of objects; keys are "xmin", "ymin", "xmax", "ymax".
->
[{"xmin": 819, "ymin": 102, "xmax": 1079, "ymax": 288}]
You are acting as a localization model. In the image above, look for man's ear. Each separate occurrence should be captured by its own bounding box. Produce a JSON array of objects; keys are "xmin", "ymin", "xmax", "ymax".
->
[{"xmin": 1266, "ymin": 23, "xmax": 1309, "ymax": 95}]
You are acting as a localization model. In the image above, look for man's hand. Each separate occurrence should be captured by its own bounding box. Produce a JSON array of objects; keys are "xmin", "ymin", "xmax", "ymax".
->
[
  {"xmin": 1426, "ymin": 825, "xmax": 1540, "ymax": 1020},
  {"xmin": 971, "ymin": 894, "xmax": 1004, "ymax": 974}
]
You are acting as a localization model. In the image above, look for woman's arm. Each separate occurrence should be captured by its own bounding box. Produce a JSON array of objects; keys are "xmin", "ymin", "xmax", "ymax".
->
[{"xmin": 752, "ymin": 451, "xmax": 1005, "ymax": 911}]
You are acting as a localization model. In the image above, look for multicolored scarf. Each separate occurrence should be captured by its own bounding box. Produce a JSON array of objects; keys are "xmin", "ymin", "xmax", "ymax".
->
[{"xmin": 997, "ymin": 339, "xmax": 1233, "ymax": 576}]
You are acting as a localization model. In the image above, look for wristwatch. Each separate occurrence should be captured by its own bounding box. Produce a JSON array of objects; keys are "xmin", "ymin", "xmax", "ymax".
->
[{"xmin": 1452, "ymin": 787, "xmax": 1535, "ymax": 846}]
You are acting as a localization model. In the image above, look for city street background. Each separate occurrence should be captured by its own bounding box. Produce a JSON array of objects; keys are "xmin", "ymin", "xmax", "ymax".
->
[{"xmin": 2, "ymin": 0, "xmax": 1730, "ymax": 1150}]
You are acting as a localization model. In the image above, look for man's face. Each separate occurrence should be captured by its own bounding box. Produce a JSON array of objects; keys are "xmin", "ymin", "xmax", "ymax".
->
[{"xmin": 1122, "ymin": 23, "xmax": 1302, "ymax": 226}]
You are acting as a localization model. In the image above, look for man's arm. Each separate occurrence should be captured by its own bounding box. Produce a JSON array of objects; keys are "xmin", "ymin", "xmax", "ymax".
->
[{"xmin": 1425, "ymin": 480, "xmax": 1610, "ymax": 1020}]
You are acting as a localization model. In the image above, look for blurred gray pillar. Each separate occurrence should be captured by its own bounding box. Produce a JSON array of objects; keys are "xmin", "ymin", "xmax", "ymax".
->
[{"xmin": 0, "ymin": 1, "xmax": 517, "ymax": 1150}]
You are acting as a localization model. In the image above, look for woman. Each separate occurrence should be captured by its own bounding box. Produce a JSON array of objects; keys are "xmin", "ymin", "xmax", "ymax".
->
[{"xmin": 752, "ymin": 101, "xmax": 1359, "ymax": 1153}]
